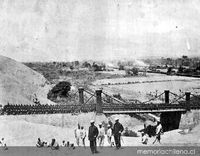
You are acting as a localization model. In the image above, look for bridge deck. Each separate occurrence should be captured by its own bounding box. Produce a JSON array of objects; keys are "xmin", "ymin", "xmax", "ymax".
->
[{"xmin": 103, "ymin": 109, "xmax": 186, "ymax": 114}]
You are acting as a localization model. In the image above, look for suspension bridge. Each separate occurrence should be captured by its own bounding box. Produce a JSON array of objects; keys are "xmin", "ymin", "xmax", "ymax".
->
[
  {"xmin": 75, "ymin": 88, "xmax": 200, "ymax": 114},
  {"xmin": 75, "ymin": 88, "xmax": 200, "ymax": 132},
  {"xmin": 3, "ymin": 88, "xmax": 200, "ymax": 115},
  {"xmin": 2, "ymin": 87, "xmax": 200, "ymax": 132}
]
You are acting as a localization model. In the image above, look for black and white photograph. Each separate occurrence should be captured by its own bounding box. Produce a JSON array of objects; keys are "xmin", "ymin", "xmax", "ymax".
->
[{"xmin": 0, "ymin": 0, "xmax": 200, "ymax": 155}]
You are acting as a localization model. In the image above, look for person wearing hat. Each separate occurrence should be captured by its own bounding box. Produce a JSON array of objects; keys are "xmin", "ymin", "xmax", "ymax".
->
[
  {"xmin": 113, "ymin": 118, "xmax": 124, "ymax": 149},
  {"xmin": 88, "ymin": 120, "xmax": 99, "ymax": 154},
  {"xmin": 98, "ymin": 123, "xmax": 105, "ymax": 148}
]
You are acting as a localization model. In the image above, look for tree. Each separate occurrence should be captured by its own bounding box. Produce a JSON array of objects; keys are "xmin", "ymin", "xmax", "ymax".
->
[
  {"xmin": 167, "ymin": 67, "xmax": 172, "ymax": 75},
  {"xmin": 70, "ymin": 65, "xmax": 74, "ymax": 70},
  {"xmin": 178, "ymin": 66, "xmax": 184, "ymax": 73},
  {"xmin": 47, "ymin": 81, "xmax": 71, "ymax": 101},
  {"xmin": 74, "ymin": 61, "xmax": 79, "ymax": 67},
  {"xmin": 82, "ymin": 61, "xmax": 91, "ymax": 68}
]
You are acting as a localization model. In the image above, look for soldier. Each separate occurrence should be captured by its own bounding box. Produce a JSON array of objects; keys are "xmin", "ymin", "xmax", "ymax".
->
[
  {"xmin": 113, "ymin": 118, "xmax": 124, "ymax": 149},
  {"xmin": 88, "ymin": 120, "xmax": 99, "ymax": 154}
]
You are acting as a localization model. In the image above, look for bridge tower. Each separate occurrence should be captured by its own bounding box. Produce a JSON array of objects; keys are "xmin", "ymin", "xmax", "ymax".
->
[
  {"xmin": 164, "ymin": 90, "xmax": 169, "ymax": 104},
  {"xmin": 185, "ymin": 92, "xmax": 191, "ymax": 111},
  {"xmin": 96, "ymin": 89, "xmax": 103, "ymax": 113},
  {"xmin": 78, "ymin": 87, "xmax": 84, "ymax": 105},
  {"xmin": 160, "ymin": 90, "xmax": 182, "ymax": 132}
]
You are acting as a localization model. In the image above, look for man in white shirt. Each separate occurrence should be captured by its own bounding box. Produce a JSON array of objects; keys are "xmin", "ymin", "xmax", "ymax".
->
[
  {"xmin": 98, "ymin": 123, "xmax": 105, "ymax": 148},
  {"xmin": 74, "ymin": 124, "xmax": 81, "ymax": 146},
  {"xmin": 80, "ymin": 126, "xmax": 86, "ymax": 147},
  {"xmin": 107, "ymin": 125, "xmax": 112, "ymax": 146},
  {"xmin": 153, "ymin": 121, "xmax": 163, "ymax": 144}
]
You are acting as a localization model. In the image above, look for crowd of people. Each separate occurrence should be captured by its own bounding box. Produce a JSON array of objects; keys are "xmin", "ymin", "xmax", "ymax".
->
[
  {"xmin": 0, "ymin": 116, "xmax": 163, "ymax": 154},
  {"xmin": 36, "ymin": 137, "xmax": 76, "ymax": 150},
  {"xmin": 87, "ymin": 117, "xmax": 124, "ymax": 154},
  {"xmin": 34, "ymin": 117, "xmax": 125, "ymax": 154}
]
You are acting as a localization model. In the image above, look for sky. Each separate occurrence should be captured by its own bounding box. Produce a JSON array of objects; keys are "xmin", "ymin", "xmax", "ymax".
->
[{"xmin": 0, "ymin": 0, "xmax": 200, "ymax": 62}]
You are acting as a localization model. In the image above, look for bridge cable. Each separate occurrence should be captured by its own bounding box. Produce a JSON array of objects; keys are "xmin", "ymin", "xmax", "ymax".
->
[{"xmin": 143, "ymin": 92, "xmax": 165, "ymax": 104}]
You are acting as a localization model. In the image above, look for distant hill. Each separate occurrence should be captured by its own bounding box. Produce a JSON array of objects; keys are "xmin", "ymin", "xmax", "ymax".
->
[{"xmin": 0, "ymin": 55, "xmax": 54, "ymax": 106}]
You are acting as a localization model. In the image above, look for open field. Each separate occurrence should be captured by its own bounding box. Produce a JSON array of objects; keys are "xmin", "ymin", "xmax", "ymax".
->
[{"xmin": 92, "ymin": 73, "xmax": 200, "ymax": 101}]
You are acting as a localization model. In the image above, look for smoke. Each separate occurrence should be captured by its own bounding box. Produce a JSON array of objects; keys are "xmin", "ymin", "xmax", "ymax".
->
[
  {"xmin": 134, "ymin": 59, "xmax": 149, "ymax": 67},
  {"xmin": 186, "ymin": 39, "xmax": 191, "ymax": 51}
]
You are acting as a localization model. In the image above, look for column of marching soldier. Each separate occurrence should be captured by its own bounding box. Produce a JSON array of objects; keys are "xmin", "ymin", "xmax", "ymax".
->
[
  {"xmin": 1, "ymin": 103, "xmax": 96, "ymax": 115},
  {"xmin": 1, "ymin": 102, "xmax": 192, "ymax": 115}
]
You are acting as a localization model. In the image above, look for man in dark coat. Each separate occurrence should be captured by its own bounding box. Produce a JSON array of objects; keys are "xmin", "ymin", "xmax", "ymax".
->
[
  {"xmin": 88, "ymin": 120, "xmax": 99, "ymax": 154},
  {"xmin": 113, "ymin": 118, "xmax": 124, "ymax": 149}
]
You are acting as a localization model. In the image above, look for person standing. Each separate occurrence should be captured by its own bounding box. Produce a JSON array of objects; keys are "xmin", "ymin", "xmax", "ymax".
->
[
  {"xmin": 80, "ymin": 126, "xmax": 86, "ymax": 148},
  {"xmin": 88, "ymin": 120, "xmax": 99, "ymax": 154},
  {"xmin": 113, "ymin": 118, "xmax": 124, "ymax": 149},
  {"xmin": 108, "ymin": 117, "xmax": 113, "ymax": 129},
  {"xmin": 98, "ymin": 123, "xmax": 105, "ymax": 148},
  {"xmin": 74, "ymin": 124, "xmax": 81, "ymax": 146},
  {"xmin": 153, "ymin": 121, "xmax": 163, "ymax": 144},
  {"xmin": 107, "ymin": 125, "xmax": 113, "ymax": 147}
]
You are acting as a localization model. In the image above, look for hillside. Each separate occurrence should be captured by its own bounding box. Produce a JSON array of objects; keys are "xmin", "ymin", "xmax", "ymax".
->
[{"xmin": 0, "ymin": 55, "xmax": 53, "ymax": 106}]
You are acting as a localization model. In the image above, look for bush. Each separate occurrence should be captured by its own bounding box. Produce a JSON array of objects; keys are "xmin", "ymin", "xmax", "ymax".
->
[{"xmin": 47, "ymin": 81, "xmax": 71, "ymax": 101}]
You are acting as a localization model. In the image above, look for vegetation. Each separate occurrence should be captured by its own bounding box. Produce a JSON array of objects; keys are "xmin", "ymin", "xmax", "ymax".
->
[{"xmin": 47, "ymin": 81, "xmax": 71, "ymax": 101}]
